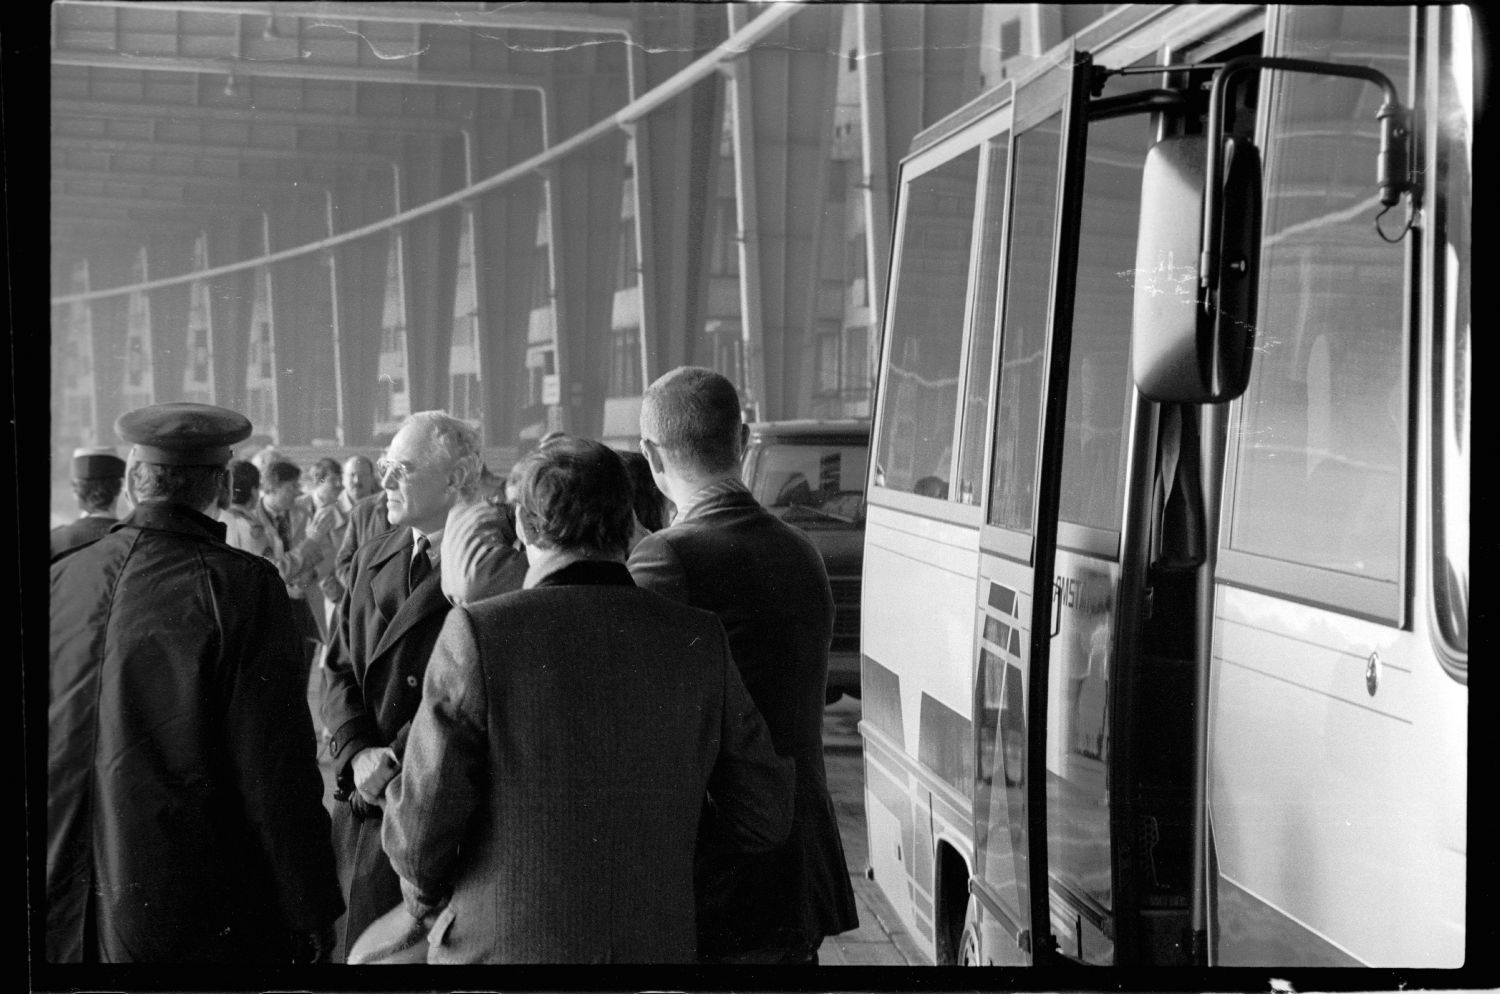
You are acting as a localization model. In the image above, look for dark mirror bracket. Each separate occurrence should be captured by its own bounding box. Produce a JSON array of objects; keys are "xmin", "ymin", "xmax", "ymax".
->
[{"xmin": 1201, "ymin": 56, "xmax": 1416, "ymax": 293}]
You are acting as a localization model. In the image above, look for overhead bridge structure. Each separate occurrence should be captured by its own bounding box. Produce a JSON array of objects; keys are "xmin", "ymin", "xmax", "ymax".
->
[{"xmin": 49, "ymin": 1, "xmax": 1114, "ymax": 482}]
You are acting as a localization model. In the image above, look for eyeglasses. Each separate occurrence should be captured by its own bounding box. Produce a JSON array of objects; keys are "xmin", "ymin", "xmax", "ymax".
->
[{"xmin": 376, "ymin": 457, "xmax": 422, "ymax": 484}]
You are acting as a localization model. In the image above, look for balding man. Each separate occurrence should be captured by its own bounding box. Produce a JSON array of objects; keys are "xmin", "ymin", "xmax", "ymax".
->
[
  {"xmin": 341, "ymin": 454, "xmax": 379, "ymax": 512},
  {"xmin": 320, "ymin": 411, "xmax": 487, "ymax": 960},
  {"xmin": 629, "ymin": 366, "xmax": 858, "ymax": 964},
  {"xmin": 48, "ymin": 403, "xmax": 342, "ymax": 963},
  {"xmin": 50, "ymin": 447, "xmax": 126, "ymax": 561}
]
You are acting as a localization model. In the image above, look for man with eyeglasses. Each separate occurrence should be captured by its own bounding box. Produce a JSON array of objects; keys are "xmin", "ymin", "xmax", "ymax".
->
[{"xmin": 320, "ymin": 410, "xmax": 481, "ymax": 961}]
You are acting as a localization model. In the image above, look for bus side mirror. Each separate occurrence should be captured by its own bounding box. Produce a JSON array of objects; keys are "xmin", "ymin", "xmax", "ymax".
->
[{"xmin": 1131, "ymin": 134, "xmax": 1262, "ymax": 403}]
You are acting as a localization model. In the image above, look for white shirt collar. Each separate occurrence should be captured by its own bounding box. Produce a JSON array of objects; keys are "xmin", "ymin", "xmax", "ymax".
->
[{"xmin": 411, "ymin": 527, "xmax": 443, "ymax": 561}]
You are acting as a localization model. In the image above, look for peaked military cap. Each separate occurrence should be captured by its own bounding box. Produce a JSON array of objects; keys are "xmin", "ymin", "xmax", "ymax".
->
[
  {"xmin": 115, "ymin": 402, "xmax": 253, "ymax": 467},
  {"xmin": 71, "ymin": 446, "xmax": 126, "ymax": 481}
]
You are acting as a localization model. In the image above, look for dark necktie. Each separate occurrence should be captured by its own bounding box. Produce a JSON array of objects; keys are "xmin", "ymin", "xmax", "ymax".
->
[
  {"xmin": 409, "ymin": 535, "xmax": 432, "ymax": 592},
  {"xmin": 274, "ymin": 512, "xmax": 292, "ymax": 550}
]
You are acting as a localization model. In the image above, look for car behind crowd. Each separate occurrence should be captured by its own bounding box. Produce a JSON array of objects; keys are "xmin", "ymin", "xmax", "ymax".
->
[{"xmin": 740, "ymin": 419, "xmax": 870, "ymax": 703}]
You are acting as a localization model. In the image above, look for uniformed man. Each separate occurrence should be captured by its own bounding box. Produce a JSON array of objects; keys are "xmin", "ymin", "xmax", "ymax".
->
[
  {"xmin": 49, "ymin": 446, "xmax": 125, "ymax": 561},
  {"xmin": 48, "ymin": 402, "xmax": 343, "ymax": 964}
]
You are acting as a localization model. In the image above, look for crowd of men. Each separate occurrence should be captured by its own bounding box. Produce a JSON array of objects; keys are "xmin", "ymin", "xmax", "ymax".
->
[{"xmin": 46, "ymin": 366, "xmax": 857, "ymax": 966}]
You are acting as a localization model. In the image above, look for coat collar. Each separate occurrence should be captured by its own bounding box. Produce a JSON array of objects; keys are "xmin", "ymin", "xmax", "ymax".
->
[
  {"xmin": 119, "ymin": 502, "xmax": 228, "ymax": 543},
  {"xmin": 532, "ymin": 559, "xmax": 636, "ymax": 589},
  {"xmin": 365, "ymin": 521, "xmax": 414, "ymax": 571},
  {"xmin": 364, "ymin": 525, "xmax": 451, "ymax": 664},
  {"xmin": 671, "ymin": 478, "xmax": 756, "ymax": 524}
]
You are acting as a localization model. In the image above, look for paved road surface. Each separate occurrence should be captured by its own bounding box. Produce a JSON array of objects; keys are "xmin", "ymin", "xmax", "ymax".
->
[{"xmin": 818, "ymin": 693, "xmax": 928, "ymax": 966}]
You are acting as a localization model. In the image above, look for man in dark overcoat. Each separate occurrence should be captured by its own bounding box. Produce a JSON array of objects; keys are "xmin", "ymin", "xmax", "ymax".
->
[
  {"xmin": 320, "ymin": 410, "xmax": 522, "ymax": 960},
  {"xmin": 628, "ymin": 366, "xmax": 859, "ymax": 964},
  {"xmin": 335, "ymin": 489, "xmax": 390, "ymax": 592},
  {"xmin": 47, "ymin": 403, "xmax": 343, "ymax": 963},
  {"xmin": 49, "ymin": 446, "xmax": 125, "ymax": 561},
  {"xmin": 370, "ymin": 437, "xmax": 794, "ymax": 963}
]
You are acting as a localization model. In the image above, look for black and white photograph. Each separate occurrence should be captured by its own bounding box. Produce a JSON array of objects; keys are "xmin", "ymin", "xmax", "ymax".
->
[{"xmin": 23, "ymin": 2, "xmax": 1484, "ymax": 991}]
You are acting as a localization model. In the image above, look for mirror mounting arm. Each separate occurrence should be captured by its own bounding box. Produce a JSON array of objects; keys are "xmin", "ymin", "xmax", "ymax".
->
[{"xmin": 1200, "ymin": 55, "xmax": 1415, "ymax": 291}]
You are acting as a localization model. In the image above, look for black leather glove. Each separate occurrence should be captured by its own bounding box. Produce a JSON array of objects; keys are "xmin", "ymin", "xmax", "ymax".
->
[{"xmin": 349, "ymin": 791, "xmax": 381, "ymax": 820}]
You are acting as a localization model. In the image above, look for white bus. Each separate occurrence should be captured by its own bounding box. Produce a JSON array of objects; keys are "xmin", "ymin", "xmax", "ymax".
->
[{"xmin": 859, "ymin": 3, "xmax": 1470, "ymax": 968}]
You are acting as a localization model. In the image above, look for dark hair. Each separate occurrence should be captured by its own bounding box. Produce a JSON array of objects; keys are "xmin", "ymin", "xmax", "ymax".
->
[
  {"xmin": 73, "ymin": 477, "xmax": 122, "ymax": 514},
  {"xmin": 617, "ymin": 450, "xmax": 667, "ymax": 534},
  {"xmin": 640, "ymin": 366, "xmax": 744, "ymax": 473},
  {"xmin": 311, "ymin": 457, "xmax": 342, "ymax": 485},
  {"xmin": 512, "ymin": 436, "xmax": 634, "ymax": 557},
  {"xmin": 264, "ymin": 460, "xmax": 301, "ymax": 488},
  {"xmin": 131, "ymin": 462, "xmax": 225, "ymax": 511},
  {"xmin": 227, "ymin": 459, "xmax": 260, "ymax": 506}
]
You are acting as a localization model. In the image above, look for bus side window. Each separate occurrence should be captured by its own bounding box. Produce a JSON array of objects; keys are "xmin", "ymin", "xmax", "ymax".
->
[
  {"xmin": 872, "ymin": 149, "xmax": 981, "ymax": 498},
  {"xmin": 1221, "ymin": 6, "xmax": 1411, "ymax": 612},
  {"xmin": 987, "ymin": 116, "xmax": 1063, "ymax": 533},
  {"xmin": 1056, "ymin": 66, "xmax": 1159, "ymax": 536}
]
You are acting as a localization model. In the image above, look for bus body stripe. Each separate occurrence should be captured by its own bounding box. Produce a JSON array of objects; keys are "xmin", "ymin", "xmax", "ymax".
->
[
  {"xmin": 917, "ymin": 692, "xmax": 974, "ymax": 794},
  {"xmin": 861, "ymin": 653, "xmax": 905, "ymax": 742},
  {"xmin": 1215, "ymin": 875, "xmax": 1363, "ymax": 967}
]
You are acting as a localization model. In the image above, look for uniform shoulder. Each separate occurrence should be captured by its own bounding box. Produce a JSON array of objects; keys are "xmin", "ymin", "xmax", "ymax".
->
[{"xmin": 204, "ymin": 535, "xmax": 283, "ymax": 578}]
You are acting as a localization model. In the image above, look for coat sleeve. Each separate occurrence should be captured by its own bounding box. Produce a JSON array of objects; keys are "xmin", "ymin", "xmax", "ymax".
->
[
  {"xmin": 439, "ymin": 500, "xmax": 527, "ymax": 607},
  {"xmin": 626, "ymin": 530, "xmax": 691, "ymax": 604},
  {"xmin": 382, "ymin": 607, "xmax": 489, "ymax": 919},
  {"xmin": 703, "ymin": 624, "xmax": 796, "ymax": 854},
  {"xmin": 222, "ymin": 563, "xmax": 344, "ymax": 931}
]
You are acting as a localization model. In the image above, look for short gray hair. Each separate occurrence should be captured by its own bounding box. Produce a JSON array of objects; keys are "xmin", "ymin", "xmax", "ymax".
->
[{"xmin": 401, "ymin": 410, "xmax": 483, "ymax": 499}]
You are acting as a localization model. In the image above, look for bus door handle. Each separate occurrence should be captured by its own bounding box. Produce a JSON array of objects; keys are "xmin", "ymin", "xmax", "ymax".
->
[{"xmin": 1050, "ymin": 578, "xmax": 1063, "ymax": 638}]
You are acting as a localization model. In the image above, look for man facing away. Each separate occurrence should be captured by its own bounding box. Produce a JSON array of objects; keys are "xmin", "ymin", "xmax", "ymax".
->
[
  {"xmin": 320, "ymin": 410, "xmax": 518, "ymax": 960},
  {"xmin": 49, "ymin": 446, "xmax": 125, "ymax": 561},
  {"xmin": 374, "ymin": 436, "xmax": 794, "ymax": 963},
  {"xmin": 629, "ymin": 366, "xmax": 859, "ymax": 964},
  {"xmin": 48, "ymin": 402, "xmax": 342, "ymax": 963}
]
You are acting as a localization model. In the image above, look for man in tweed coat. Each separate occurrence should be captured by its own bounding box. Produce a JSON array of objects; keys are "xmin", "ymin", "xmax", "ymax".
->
[{"xmin": 377, "ymin": 437, "xmax": 793, "ymax": 963}]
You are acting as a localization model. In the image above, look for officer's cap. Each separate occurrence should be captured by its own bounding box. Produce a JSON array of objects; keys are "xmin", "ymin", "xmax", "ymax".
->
[
  {"xmin": 115, "ymin": 403, "xmax": 253, "ymax": 467},
  {"xmin": 70, "ymin": 446, "xmax": 125, "ymax": 481}
]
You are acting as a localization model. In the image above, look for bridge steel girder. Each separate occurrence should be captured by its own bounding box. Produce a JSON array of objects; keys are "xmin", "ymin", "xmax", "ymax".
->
[
  {"xmin": 725, "ymin": 4, "xmax": 841, "ymax": 421},
  {"xmin": 267, "ymin": 193, "xmax": 339, "ymax": 445},
  {"xmin": 547, "ymin": 41, "xmax": 629, "ymax": 439},
  {"xmin": 205, "ymin": 216, "xmax": 266, "ymax": 420},
  {"xmin": 398, "ymin": 132, "xmax": 467, "ymax": 416},
  {"xmin": 857, "ymin": 4, "xmax": 986, "ymax": 350},
  {"xmin": 50, "ymin": 98, "xmax": 472, "ymax": 136},
  {"xmin": 330, "ymin": 171, "xmax": 400, "ymax": 448},
  {"xmin": 83, "ymin": 249, "xmax": 136, "ymax": 446},
  {"xmin": 143, "ymin": 231, "xmax": 195, "ymax": 409},
  {"xmin": 635, "ymin": 3, "xmax": 728, "ymax": 380},
  {"xmin": 471, "ymin": 89, "xmax": 546, "ymax": 449}
]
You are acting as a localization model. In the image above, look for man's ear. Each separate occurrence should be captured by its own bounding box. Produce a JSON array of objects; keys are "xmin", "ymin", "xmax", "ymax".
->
[
  {"xmin": 642, "ymin": 439, "xmax": 665, "ymax": 474},
  {"xmin": 737, "ymin": 422, "xmax": 751, "ymax": 459}
]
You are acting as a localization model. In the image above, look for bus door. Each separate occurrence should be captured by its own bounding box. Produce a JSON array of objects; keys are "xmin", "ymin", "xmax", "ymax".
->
[{"xmin": 967, "ymin": 47, "xmax": 1093, "ymax": 966}]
